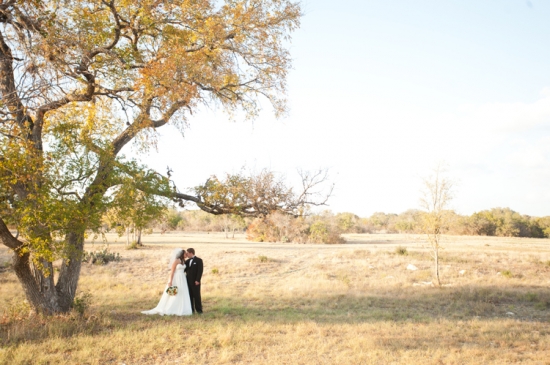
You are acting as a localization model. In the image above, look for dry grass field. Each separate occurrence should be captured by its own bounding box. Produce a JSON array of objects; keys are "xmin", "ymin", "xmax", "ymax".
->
[{"xmin": 1, "ymin": 232, "xmax": 549, "ymax": 364}]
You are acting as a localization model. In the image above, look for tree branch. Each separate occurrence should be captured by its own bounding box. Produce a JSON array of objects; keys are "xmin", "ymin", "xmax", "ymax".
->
[
  {"xmin": 0, "ymin": 29, "xmax": 31, "ymax": 132},
  {"xmin": 113, "ymin": 100, "xmax": 187, "ymax": 154},
  {"xmin": 0, "ymin": 215, "xmax": 23, "ymax": 250}
]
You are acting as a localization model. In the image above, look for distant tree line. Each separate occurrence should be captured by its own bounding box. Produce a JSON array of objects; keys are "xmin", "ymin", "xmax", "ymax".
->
[
  {"xmin": 365, "ymin": 207, "xmax": 550, "ymax": 238},
  {"xmin": 102, "ymin": 209, "xmax": 348, "ymax": 244},
  {"xmin": 102, "ymin": 207, "xmax": 550, "ymax": 244}
]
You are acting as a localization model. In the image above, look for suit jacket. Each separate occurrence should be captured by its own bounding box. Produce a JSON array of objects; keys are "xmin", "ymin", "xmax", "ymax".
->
[{"xmin": 185, "ymin": 256, "xmax": 203, "ymax": 283}]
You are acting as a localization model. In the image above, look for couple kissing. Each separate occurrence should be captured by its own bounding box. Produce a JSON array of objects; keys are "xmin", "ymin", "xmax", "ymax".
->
[{"xmin": 142, "ymin": 248, "xmax": 203, "ymax": 316}]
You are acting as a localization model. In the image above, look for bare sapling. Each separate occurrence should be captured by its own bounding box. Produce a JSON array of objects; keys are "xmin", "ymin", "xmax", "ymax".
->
[{"xmin": 420, "ymin": 163, "xmax": 454, "ymax": 286}]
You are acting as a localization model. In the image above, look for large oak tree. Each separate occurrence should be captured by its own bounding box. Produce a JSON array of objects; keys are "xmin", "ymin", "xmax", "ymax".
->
[{"xmin": 0, "ymin": 0, "xmax": 304, "ymax": 314}]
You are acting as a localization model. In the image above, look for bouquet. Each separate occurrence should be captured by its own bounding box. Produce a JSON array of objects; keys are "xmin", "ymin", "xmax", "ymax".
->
[{"xmin": 166, "ymin": 286, "xmax": 178, "ymax": 296}]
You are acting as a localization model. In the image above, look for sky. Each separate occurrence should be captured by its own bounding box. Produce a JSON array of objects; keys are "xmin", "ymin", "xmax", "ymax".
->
[{"xmin": 128, "ymin": 0, "xmax": 550, "ymax": 218}]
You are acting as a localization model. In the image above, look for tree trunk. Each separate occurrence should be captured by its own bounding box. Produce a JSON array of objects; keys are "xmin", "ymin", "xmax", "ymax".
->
[
  {"xmin": 55, "ymin": 231, "xmax": 85, "ymax": 311},
  {"xmin": 136, "ymin": 229, "xmax": 142, "ymax": 246},
  {"xmin": 0, "ymin": 219, "xmax": 56, "ymax": 314},
  {"xmin": 11, "ymin": 230, "xmax": 85, "ymax": 314},
  {"xmin": 13, "ymin": 252, "xmax": 61, "ymax": 314},
  {"xmin": 434, "ymin": 247, "xmax": 441, "ymax": 286}
]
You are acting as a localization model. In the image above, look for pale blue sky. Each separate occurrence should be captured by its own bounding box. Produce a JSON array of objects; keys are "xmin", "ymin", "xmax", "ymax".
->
[{"xmin": 132, "ymin": 0, "xmax": 550, "ymax": 217}]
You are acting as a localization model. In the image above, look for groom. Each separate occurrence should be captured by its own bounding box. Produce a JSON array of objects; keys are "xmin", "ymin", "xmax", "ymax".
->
[{"xmin": 184, "ymin": 248, "xmax": 203, "ymax": 314}]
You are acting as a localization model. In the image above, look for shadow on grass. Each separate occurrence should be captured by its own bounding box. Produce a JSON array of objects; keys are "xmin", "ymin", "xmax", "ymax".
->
[
  {"xmin": 203, "ymin": 285, "xmax": 550, "ymax": 324},
  {"xmin": 2, "ymin": 285, "xmax": 549, "ymax": 347}
]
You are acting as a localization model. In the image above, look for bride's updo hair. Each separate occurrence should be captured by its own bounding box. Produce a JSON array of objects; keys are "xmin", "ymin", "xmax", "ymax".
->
[
  {"xmin": 168, "ymin": 248, "xmax": 185, "ymax": 269},
  {"xmin": 177, "ymin": 250, "xmax": 186, "ymax": 262}
]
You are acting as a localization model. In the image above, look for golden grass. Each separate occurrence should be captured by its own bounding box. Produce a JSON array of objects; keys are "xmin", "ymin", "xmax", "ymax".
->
[{"xmin": 1, "ymin": 232, "xmax": 549, "ymax": 364}]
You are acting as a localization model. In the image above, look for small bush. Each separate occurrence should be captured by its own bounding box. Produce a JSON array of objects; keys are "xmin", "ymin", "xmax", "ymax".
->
[
  {"xmin": 2, "ymin": 299, "xmax": 32, "ymax": 322},
  {"xmin": 501, "ymin": 270, "xmax": 513, "ymax": 278},
  {"xmin": 211, "ymin": 268, "xmax": 219, "ymax": 275},
  {"xmin": 246, "ymin": 212, "xmax": 310, "ymax": 243},
  {"xmin": 83, "ymin": 247, "xmax": 121, "ymax": 265},
  {"xmin": 126, "ymin": 240, "xmax": 141, "ymax": 250},
  {"xmin": 308, "ymin": 221, "xmax": 345, "ymax": 244},
  {"xmin": 258, "ymin": 255, "xmax": 269, "ymax": 263},
  {"xmin": 525, "ymin": 292, "xmax": 538, "ymax": 302},
  {"xmin": 395, "ymin": 246, "xmax": 408, "ymax": 256},
  {"xmin": 0, "ymin": 261, "xmax": 11, "ymax": 273},
  {"xmin": 71, "ymin": 292, "xmax": 92, "ymax": 316},
  {"xmin": 246, "ymin": 212, "xmax": 347, "ymax": 244}
]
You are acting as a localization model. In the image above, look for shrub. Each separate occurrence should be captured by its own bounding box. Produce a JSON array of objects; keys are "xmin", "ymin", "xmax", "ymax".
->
[
  {"xmin": 126, "ymin": 240, "xmax": 141, "ymax": 250},
  {"xmin": 0, "ymin": 260, "xmax": 11, "ymax": 273},
  {"xmin": 246, "ymin": 219, "xmax": 270, "ymax": 242},
  {"xmin": 246, "ymin": 212, "xmax": 310, "ymax": 243},
  {"xmin": 258, "ymin": 255, "xmax": 269, "ymax": 263},
  {"xmin": 71, "ymin": 292, "xmax": 92, "ymax": 316},
  {"xmin": 395, "ymin": 246, "xmax": 408, "ymax": 256},
  {"xmin": 166, "ymin": 210, "xmax": 183, "ymax": 230},
  {"xmin": 534, "ymin": 301, "xmax": 550, "ymax": 310},
  {"xmin": 501, "ymin": 270, "xmax": 513, "ymax": 278},
  {"xmin": 211, "ymin": 268, "xmax": 219, "ymax": 275},
  {"xmin": 2, "ymin": 299, "xmax": 33, "ymax": 322},
  {"xmin": 308, "ymin": 221, "xmax": 328, "ymax": 243},
  {"xmin": 308, "ymin": 221, "xmax": 345, "ymax": 244},
  {"xmin": 335, "ymin": 212, "xmax": 369, "ymax": 233},
  {"xmin": 83, "ymin": 247, "xmax": 121, "ymax": 265},
  {"xmin": 245, "ymin": 212, "xmax": 345, "ymax": 244}
]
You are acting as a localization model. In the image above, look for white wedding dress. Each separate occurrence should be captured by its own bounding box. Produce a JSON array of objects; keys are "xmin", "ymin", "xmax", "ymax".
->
[{"xmin": 142, "ymin": 264, "xmax": 193, "ymax": 316}]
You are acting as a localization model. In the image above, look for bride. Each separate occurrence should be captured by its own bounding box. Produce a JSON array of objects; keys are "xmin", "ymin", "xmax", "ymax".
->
[{"xmin": 142, "ymin": 248, "xmax": 193, "ymax": 316}]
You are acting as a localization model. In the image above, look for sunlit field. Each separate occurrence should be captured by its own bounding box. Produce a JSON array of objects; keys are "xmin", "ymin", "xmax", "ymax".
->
[{"xmin": 1, "ymin": 233, "xmax": 549, "ymax": 364}]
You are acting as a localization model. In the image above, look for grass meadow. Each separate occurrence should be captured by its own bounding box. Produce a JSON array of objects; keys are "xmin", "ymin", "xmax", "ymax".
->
[{"xmin": 1, "ymin": 233, "xmax": 549, "ymax": 364}]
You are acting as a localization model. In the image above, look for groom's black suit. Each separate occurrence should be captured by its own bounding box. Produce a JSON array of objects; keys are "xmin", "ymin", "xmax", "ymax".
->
[{"xmin": 184, "ymin": 256, "xmax": 203, "ymax": 313}]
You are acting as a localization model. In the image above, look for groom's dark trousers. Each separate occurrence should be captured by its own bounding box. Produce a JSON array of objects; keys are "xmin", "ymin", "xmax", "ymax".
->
[{"xmin": 185, "ymin": 257, "xmax": 203, "ymax": 313}]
